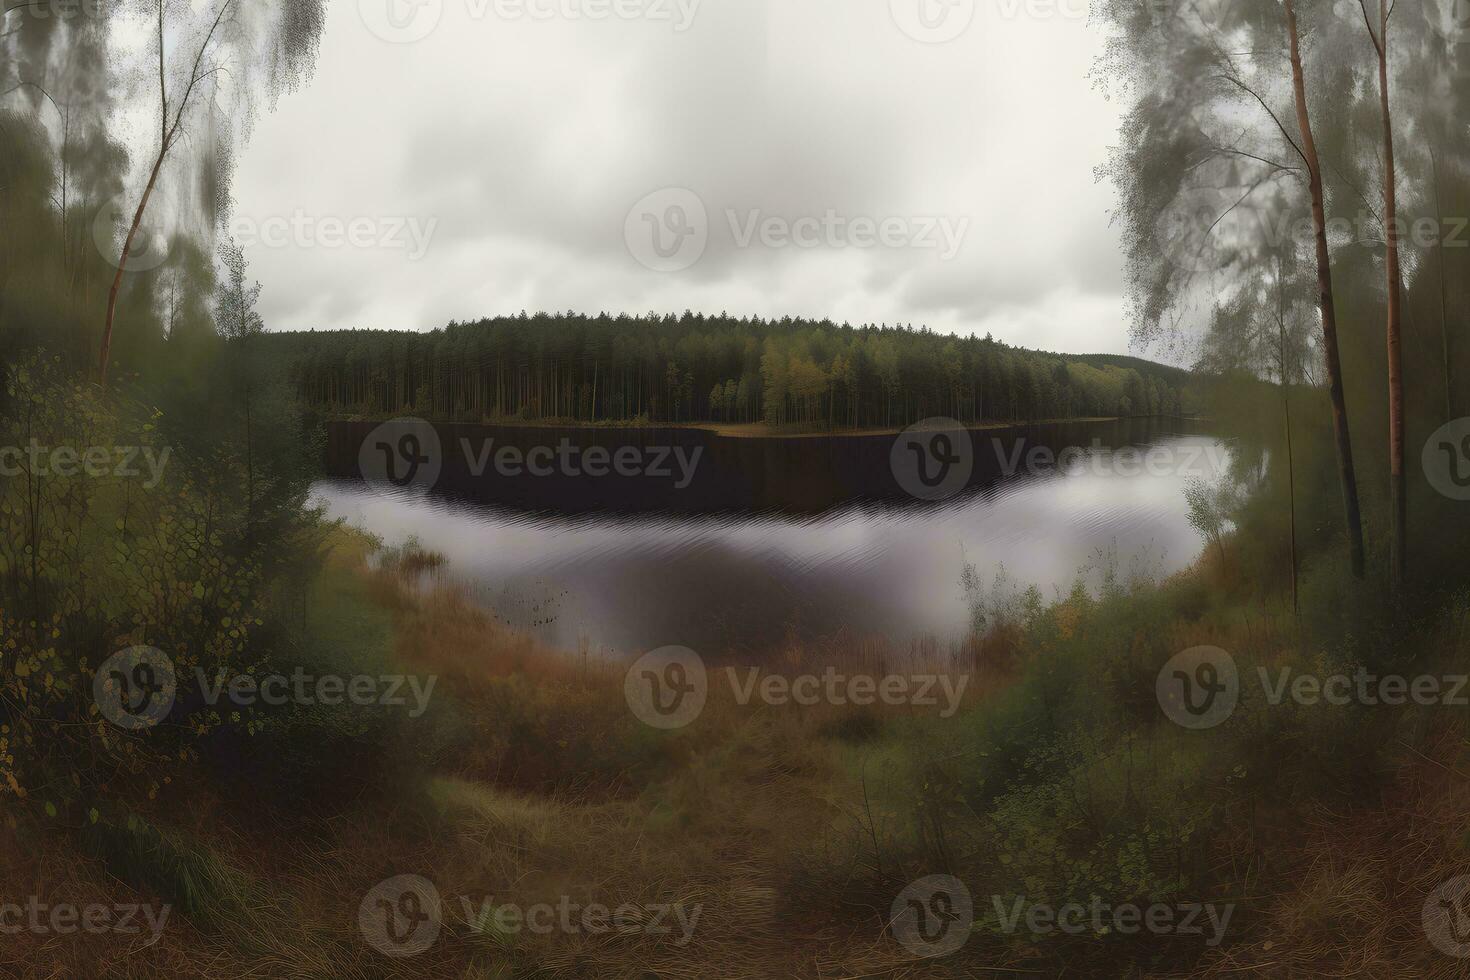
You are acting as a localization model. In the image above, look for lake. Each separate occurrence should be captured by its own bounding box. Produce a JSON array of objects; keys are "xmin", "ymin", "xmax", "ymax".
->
[{"xmin": 313, "ymin": 417, "xmax": 1225, "ymax": 659}]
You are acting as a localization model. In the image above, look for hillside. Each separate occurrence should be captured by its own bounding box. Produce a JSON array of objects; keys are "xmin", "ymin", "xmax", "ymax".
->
[{"xmin": 262, "ymin": 313, "xmax": 1197, "ymax": 427}]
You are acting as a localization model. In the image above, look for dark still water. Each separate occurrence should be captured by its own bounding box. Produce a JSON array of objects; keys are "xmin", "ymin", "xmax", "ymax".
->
[{"xmin": 313, "ymin": 418, "xmax": 1226, "ymax": 658}]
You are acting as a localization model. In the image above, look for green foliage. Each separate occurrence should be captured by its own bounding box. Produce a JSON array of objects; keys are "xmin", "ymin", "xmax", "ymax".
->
[
  {"xmin": 261, "ymin": 315, "xmax": 1195, "ymax": 427},
  {"xmin": 0, "ymin": 346, "xmax": 351, "ymax": 818}
]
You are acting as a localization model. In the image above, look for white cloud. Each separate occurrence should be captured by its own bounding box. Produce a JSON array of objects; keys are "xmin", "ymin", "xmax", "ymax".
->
[{"xmin": 232, "ymin": 0, "xmax": 1137, "ymax": 354}]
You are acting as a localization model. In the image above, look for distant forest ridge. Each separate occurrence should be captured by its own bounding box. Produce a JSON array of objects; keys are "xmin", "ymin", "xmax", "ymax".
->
[{"xmin": 263, "ymin": 312, "xmax": 1197, "ymax": 427}]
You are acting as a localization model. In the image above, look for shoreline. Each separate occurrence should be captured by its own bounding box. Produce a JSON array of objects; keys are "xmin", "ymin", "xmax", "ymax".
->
[{"xmin": 319, "ymin": 414, "xmax": 1208, "ymax": 440}]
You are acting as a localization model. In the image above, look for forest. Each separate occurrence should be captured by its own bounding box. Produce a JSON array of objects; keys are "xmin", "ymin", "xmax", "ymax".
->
[
  {"xmin": 0, "ymin": 0, "xmax": 1469, "ymax": 976},
  {"xmin": 262, "ymin": 315, "xmax": 1193, "ymax": 428}
]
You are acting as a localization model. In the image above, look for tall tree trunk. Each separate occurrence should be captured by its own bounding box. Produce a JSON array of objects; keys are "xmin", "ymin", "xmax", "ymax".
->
[
  {"xmin": 99, "ymin": 149, "xmax": 166, "ymax": 385},
  {"xmin": 1277, "ymin": 255, "xmax": 1300, "ymax": 619},
  {"xmin": 1431, "ymin": 143, "xmax": 1453, "ymax": 420},
  {"xmin": 1285, "ymin": 0, "xmax": 1366, "ymax": 578},
  {"xmin": 1368, "ymin": 0, "xmax": 1406, "ymax": 586}
]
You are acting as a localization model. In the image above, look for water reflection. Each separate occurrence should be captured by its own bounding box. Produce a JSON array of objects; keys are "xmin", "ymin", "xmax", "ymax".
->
[{"xmin": 315, "ymin": 420, "xmax": 1226, "ymax": 657}]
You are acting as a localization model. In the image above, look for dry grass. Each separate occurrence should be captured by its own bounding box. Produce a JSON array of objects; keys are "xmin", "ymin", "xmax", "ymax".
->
[
  {"xmin": 7, "ymin": 535, "xmax": 1470, "ymax": 977},
  {"xmin": 1174, "ymin": 726, "xmax": 1470, "ymax": 979}
]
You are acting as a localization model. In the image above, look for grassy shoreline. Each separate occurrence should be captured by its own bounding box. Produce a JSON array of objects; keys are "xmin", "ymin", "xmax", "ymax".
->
[{"xmin": 9, "ymin": 524, "xmax": 1466, "ymax": 976}]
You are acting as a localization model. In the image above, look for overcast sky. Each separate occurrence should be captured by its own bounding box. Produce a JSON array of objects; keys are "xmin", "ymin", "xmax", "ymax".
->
[{"xmin": 231, "ymin": 0, "xmax": 1130, "ymax": 355}]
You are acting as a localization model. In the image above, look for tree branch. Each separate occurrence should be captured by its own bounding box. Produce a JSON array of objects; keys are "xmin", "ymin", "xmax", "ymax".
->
[{"xmin": 1219, "ymin": 73, "xmax": 1308, "ymax": 169}]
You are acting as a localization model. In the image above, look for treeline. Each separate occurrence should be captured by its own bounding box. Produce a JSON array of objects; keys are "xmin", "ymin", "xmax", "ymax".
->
[{"xmin": 263, "ymin": 314, "xmax": 1194, "ymax": 427}]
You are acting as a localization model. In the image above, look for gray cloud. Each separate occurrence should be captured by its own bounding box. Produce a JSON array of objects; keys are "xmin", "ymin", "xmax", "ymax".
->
[{"xmin": 233, "ymin": 0, "xmax": 1136, "ymax": 353}]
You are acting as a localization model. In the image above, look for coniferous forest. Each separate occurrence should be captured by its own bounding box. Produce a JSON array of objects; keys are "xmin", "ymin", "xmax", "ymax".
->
[{"xmin": 265, "ymin": 314, "xmax": 1193, "ymax": 427}]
